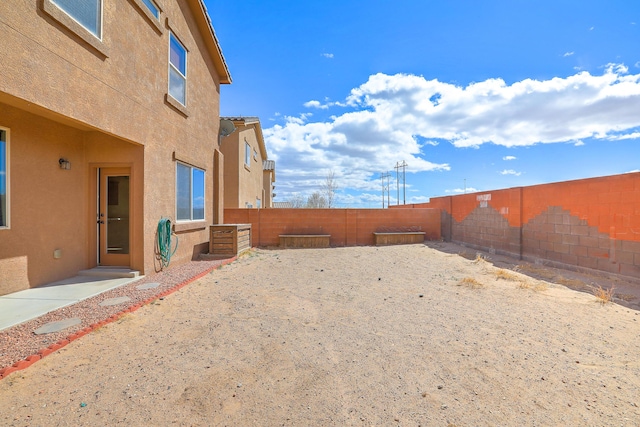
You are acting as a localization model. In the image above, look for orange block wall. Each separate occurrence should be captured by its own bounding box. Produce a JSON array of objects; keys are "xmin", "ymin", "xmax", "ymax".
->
[
  {"xmin": 224, "ymin": 208, "xmax": 441, "ymax": 247},
  {"xmin": 399, "ymin": 173, "xmax": 640, "ymax": 242}
]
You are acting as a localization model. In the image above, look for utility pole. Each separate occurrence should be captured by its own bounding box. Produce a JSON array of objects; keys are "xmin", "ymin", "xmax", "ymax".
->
[
  {"xmin": 380, "ymin": 172, "xmax": 390, "ymax": 208},
  {"xmin": 387, "ymin": 172, "xmax": 391, "ymax": 208},
  {"xmin": 395, "ymin": 160, "xmax": 407, "ymax": 204},
  {"xmin": 402, "ymin": 161, "xmax": 407, "ymax": 204},
  {"xmin": 380, "ymin": 173, "xmax": 385, "ymax": 208},
  {"xmin": 394, "ymin": 163, "xmax": 400, "ymax": 205}
]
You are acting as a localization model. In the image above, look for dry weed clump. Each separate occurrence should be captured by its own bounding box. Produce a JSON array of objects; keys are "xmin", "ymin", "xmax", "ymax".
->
[
  {"xmin": 495, "ymin": 269, "xmax": 519, "ymax": 281},
  {"xmin": 533, "ymin": 282, "xmax": 549, "ymax": 292},
  {"xmin": 458, "ymin": 277, "xmax": 484, "ymax": 289},
  {"xmin": 472, "ymin": 253, "xmax": 490, "ymax": 264},
  {"xmin": 517, "ymin": 279, "xmax": 548, "ymax": 292},
  {"xmin": 556, "ymin": 277, "xmax": 590, "ymax": 291},
  {"xmin": 514, "ymin": 263, "xmax": 556, "ymax": 281},
  {"xmin": 594, "ymin": 285, "xmax": 615, "ymax": 305}
]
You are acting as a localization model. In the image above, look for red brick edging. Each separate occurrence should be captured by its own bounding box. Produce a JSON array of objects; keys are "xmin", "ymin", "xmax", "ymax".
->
[{"xmin": 0, "ymin": 256, "xmax": 237, "ymax": 380}]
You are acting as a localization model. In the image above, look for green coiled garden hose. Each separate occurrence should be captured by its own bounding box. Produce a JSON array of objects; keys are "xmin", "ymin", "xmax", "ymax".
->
[{"xmin": 157, "ymin": 217, "xmax": 178, "ymax": 269}]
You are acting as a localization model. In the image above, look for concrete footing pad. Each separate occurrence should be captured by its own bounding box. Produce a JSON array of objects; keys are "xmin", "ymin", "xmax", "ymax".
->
[{"xmin": 34, "ymin": 318, "xmax": 82, "ymax": 335}]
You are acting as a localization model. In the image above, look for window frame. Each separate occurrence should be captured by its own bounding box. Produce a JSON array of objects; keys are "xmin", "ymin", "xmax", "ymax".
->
[
  {"xmin": 168, "ymin": 32, "xmax": 187, "ymax": 107},
  {"xmin": 128, "ymin": 0, "xmax": 163, "ymax": 33},
  {"xmin": 50, "ymin": 0, "xmax": 103, "ymax": 39},
  {"xmin": 141, "ymin": 0, "xmax": 160, "ymax": 19},
  {"xmin": 41, "ymin": 0, "xmax": 108, "ymax": 56},
  {"xmin": 175, "ymin": 161, "xmax": 205, "ymax": 222},
  {"xmin": 0, "ymin": 127, "xmax": 9, "ymax": 230},
  {"xmin": 244, "ymin": 141, "xmax": 251, "ymax": 168}
]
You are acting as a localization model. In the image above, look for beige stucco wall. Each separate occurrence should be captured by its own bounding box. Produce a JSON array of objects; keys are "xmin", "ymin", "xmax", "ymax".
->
[
  {"xmin": 0, "ymin": 104, "xmax": 89, "ymax": 294},
  {"xmin": 221, "ymin": 125, "xmax": 266, "ymax": 208},
  {"xmin": 263, "ymin": 169, "xmax": 275, "ymax": 208},
  {"xmin": 0, "ymin": 0, "xmax": 226, "ymax": 295}
]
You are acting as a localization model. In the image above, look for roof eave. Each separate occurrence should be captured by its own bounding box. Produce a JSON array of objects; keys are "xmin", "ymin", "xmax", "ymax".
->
[{"xmin": 190, "ymin": 0, "xmax": 232, "ymax": 84}]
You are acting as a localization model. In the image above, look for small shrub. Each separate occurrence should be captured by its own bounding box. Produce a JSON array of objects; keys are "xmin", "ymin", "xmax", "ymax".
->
[
  {"xmin": 594, "ymin": 285, "xmax": 615, "ymax": 305},
  {"xmin": 472, "ymin": 253, "xmax": 489, "ymax": 264}
]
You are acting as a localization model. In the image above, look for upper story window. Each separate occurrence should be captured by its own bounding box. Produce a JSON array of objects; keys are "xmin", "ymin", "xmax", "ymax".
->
[
  {"xmin": 168, "ymin": 33, "xmax": 187, "ymax": 106},
  {"xmin": 0, "ymin": 128, "xmax": 8, "ymax": 228},
  {"xmin": 141, "ymin": 0, "xmax": 160, "ymax": 19},
  {"xmin": 51, "ymin": 0, "xmax": 102, "ymax": 37},
  {"xmin": 176, "ymin": 162, "xmax": 204, "ymax": 221},
  {"xmin": 245, "ymin": 142, "xmax": 251, "ymax": 167}
]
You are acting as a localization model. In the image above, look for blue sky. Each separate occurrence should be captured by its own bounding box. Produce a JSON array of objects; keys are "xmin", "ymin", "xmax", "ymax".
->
[{"xmin": 207, "ymin": 0, "xmax": 640, "ymax": 207}]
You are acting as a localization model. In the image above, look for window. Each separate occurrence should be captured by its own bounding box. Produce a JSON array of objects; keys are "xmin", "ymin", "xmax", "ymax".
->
[
  {"xmin": 51, "ymin": 0, "xmax": 101, "ymax": 37},
  {"xmin": 176, "ymin": 163, "xmax": 204, "ymax": 221},
  {"xmin": 245, "ymin": 142, "xmax": 251, "ymax": 167},
  {"xmin": 141, "ymin": 0, "xmax": 159, "ymax": 19},
  {"xmin": 169, "ymin": 33, "xmax": 187, "ymax": 106},
  {"xmin": 0, "ymin": 129, "xmax": 7, "ymax": 228}
]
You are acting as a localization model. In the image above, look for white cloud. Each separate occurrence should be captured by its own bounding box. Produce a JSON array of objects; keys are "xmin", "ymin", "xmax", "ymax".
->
[
  {"xmin": 445, "ymin": 187, "xmax": 479, "ymax": 194},
  {"xmin": 500, "ymin": 169, "xmax": 521, "ymax": 176},
  {"xmin": 607, "ymin": 132, "xmax": 640, "ymax": 141},
  {"xmin": 625, "ymin": 169, "xmax": 640, "ymax": 173},
  {"xmin": 266, "ymin": 65, "xmax": 640, "ymax": 199},
  {"xmin": 503, "ymin": 156, "xmax": 517, "ymax": 161},
  {"xmin": 303, "ymin": 100, "xmax": 328, "ymax": 109},
  {"xmin": 574, "ymin": 140, "xmax": 585, "ymax": 146},
  {"xmin": 589, "ymin": 26, "xmax": 595, "ymax": 31},
  {"xmin": 322, "ymin": 53, "xmax": 334, "ymax": 59},
  {"xmin": 304, "ymin": 99, "xmax": 346, "ymax": 109},
  {"xmin": 563, "ymin": 51, "xmax": 575, "ymax": 57}
]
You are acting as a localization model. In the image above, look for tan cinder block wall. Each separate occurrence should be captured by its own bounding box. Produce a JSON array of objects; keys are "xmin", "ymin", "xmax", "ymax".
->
[
  {"xmin": 221, "ymin": 125, "xmax": 266, "ymax": 208},
  {"xmin": 0, "ymin": 0, "xmax": 225, "ymax": 294}
]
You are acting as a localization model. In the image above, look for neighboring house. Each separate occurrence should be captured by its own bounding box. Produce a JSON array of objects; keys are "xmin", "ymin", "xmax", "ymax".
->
[
  {"xmin": 220, "ymin": 117, "xmax": 275, "ymax": 208},
  {"xmin": 0, "ymin": 0, "xmax": 231, "ymax": 296}
]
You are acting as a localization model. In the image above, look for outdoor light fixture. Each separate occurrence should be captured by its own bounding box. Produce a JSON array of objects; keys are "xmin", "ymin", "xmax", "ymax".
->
[{"xmin": 59, "ymin": 158, "xmax": 71, "ymax": 170}]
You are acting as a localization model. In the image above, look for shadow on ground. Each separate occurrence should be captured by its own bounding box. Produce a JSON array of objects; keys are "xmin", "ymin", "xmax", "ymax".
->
[{"xmin": 425, "ymin": 240, "xmax": 640, "ymax": 311}]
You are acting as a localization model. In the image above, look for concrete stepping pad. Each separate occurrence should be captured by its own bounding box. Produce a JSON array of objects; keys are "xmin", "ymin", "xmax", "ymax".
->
[
  {"xmin": 34, "ymin": 318, "xmax": 82, "ymax": 335},
  {"xmin": 136, "ymin": 282, "xmax": 160, "ymax": 290},
  {"xmin": 99, "ymin": 296, "xmax": 132, "ymax": 307}
]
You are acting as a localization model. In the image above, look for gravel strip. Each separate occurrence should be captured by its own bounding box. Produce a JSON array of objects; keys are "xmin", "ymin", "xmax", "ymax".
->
[{"xmin": 0, "ymin": 256, "xmax": 235, "ymax": 372}]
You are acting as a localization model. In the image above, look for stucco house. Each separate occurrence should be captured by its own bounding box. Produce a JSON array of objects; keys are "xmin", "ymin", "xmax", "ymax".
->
[
  {"xmin": 0, "ymin": 0, "xmax": 231, "ymax": 296},
  {"xmin": 219, "ymin": 117, "xmax": 275, "ymax": 208}
]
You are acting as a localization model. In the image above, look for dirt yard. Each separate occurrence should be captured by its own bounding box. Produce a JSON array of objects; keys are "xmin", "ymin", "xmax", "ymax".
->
[{"xmin": 1, "ymin": 244, "xmax": 640, "ymax": 426}]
